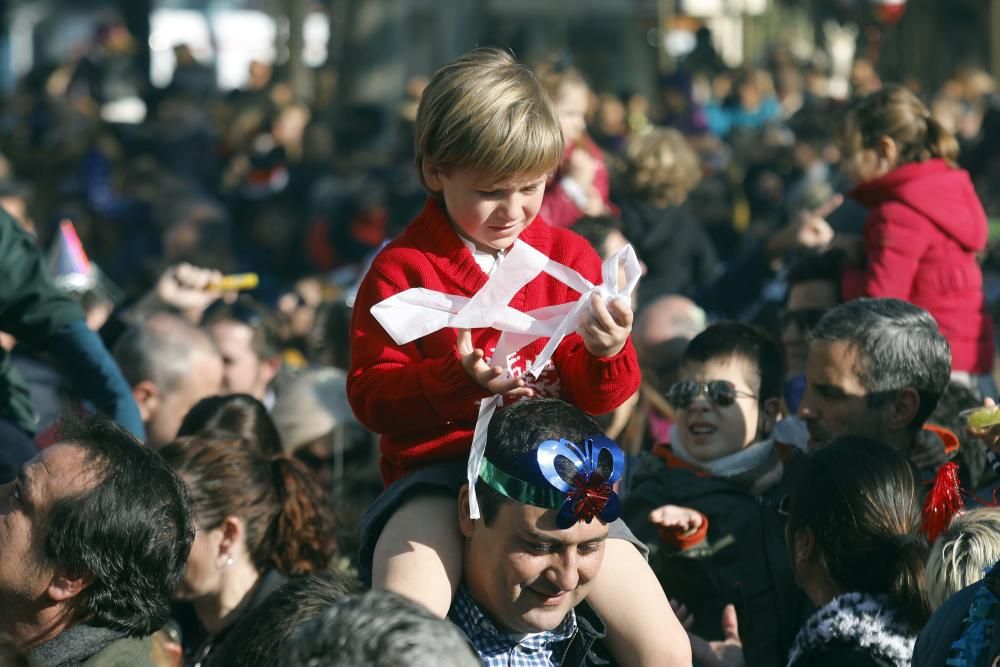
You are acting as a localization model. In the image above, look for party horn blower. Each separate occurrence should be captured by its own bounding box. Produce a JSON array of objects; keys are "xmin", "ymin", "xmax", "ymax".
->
[
  {"xmin": 210, "ymin": 273, "xmax": 259, "ymax": 291},
  {"xmin": 48, "ymin": 219, "xmax": 96, "ymax": 292}
]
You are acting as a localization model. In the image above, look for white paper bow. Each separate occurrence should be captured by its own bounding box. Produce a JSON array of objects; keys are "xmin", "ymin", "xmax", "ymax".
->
[{"xmin": 371, "ymin": 241, "xmax": 641, "ymax": 518}]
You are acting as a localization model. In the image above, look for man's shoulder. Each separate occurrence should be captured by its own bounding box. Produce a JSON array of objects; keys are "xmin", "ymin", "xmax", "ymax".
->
[{"xmin": 81, "ymin": 635, "xmax": 154, "ymax": 667}]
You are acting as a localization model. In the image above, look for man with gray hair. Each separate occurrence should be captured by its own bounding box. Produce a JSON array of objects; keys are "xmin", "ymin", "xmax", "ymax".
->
[
  {"xmin": 798, "ymin": 297, "xmax": 952, "ymax": 467},
  {"xmin": 282, "ymin": 590, "xmax": 478, "ymax": 667},
  {"xmin": 112, "ymin": 312, "xmax": 223, "ymax": 447}
]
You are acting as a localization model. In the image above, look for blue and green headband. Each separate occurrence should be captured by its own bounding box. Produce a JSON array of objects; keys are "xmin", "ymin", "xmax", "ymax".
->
[{"xmin": 478, "ymin": 435, "xmax": 624, "ymax": 529}]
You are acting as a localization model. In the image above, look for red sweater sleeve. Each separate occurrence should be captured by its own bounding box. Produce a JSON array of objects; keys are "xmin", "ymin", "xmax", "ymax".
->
[
  {"xmin": 346, "ymin": 259, "xmax": 490, "ymax": 436},
  {"xmin": 552, "ymin": 237, "xmax": 641, "ymax": 415}
]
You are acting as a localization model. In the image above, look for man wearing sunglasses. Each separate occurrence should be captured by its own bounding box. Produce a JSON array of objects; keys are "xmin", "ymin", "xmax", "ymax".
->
[{"xmin": 624, "ymin": 322, "xmax": 806, "ymax": 667}]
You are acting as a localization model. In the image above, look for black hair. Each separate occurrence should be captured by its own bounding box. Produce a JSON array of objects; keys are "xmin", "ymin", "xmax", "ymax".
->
[
  {"xmin": 787, "ymin": 436, "xmax": 930, "ymax": 631},
  {"xmin": 476, "ymin": 398, "xmax": 603, "ymax": 524},
  {"xmin": 785, "ymin": 248, "xmax": 845, "ymax": 297},
  {"xmin": 682, "ymin": 322, "xmax": 784, "ymax": 403},
  {"xmin": 206, "ymin": 570, "xmax": 362, "ymax": 667},
  {"xmin": 45, "ymin": 412, "xmax": 194, "ymax": 636},
  {"xmin": 177, "ymin": 394, "xmax": 283, "ymax": 457}
]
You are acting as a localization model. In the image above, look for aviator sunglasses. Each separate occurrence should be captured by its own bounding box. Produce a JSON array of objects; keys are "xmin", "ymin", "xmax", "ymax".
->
[{"xmin": 666, "ymin": 380, "xmax": 758, "ymax": 409}]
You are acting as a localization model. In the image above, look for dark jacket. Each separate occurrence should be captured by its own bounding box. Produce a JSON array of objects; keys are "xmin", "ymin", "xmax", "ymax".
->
[
  {"xmin": 562, "ymin": 601, "xmax": 613, "ymax": 667},
  {"xmin": 912, "ymin": 562, "xmax": 1000, "ymax": 667},
  {"xmin": 173, "ymin": 569, "xmax": 287, "ymax": 667},
  {"xmin": 619, "ymin": 200, "xmax": 719, "ymax": 304},
  {"xmin": 622, "ymin": 448, "xmax": 807, "ymax": 667}
]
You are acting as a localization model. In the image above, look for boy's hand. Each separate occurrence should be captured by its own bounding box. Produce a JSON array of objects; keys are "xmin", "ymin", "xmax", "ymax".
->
[
  {"xmin": 649, "ymin": 505, "xmax": 704, "ymax": 535},
  {"xmin": 457, "ymin": 329, "xmax": 534, "ymax": 399},
  {"xmin": 579, "ymin": 293, "xmax": 633, "ymax": 358}
]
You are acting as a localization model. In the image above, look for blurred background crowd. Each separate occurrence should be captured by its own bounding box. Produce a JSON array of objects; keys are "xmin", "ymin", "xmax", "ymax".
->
[{"xmin": 2, "ymin": 0, "xmax": 1000, "ymax": 664}]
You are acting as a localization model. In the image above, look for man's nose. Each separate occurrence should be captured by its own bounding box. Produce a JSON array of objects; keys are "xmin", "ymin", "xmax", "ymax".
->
[
  {"xmin": 797, "ymin": 389, "xmax": 817, "ymax": 420},
  {"xmin": 545, "ymin": 552, "xmax": 580, "ymax": 592}
]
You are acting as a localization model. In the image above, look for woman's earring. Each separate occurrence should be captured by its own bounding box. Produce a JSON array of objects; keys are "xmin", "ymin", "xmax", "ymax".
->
[{"xmin": 226, "ymin": 556, "xmax": 234, "ymax": 567}]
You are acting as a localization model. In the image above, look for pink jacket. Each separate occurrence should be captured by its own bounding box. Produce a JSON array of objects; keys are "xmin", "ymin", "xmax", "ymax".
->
[{"xmin": 843, "ymin": 159, "xmax": 994, "ymax": 373}]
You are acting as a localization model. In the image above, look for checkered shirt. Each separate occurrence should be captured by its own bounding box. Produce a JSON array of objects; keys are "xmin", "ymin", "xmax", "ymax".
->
[{"xmin": 449, "ymin": 584, "xmax": 578, "ymax": 666}]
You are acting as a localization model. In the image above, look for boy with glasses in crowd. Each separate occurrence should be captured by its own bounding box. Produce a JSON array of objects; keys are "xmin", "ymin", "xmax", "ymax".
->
[{"xmin": 623, "ymin": 321, "xmax": 808, "ymax": 667}]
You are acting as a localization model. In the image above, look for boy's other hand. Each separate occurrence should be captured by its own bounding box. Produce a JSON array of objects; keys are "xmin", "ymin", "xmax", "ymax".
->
[
  {"xmin": 579, "ymin": 293, "xmax": 633, "ymax": 358},
  {"xmin": 456, "ymin": 329, "xmax": 535, "ymax": 399},
  {"xmin": 649, "ymin": 505, "xmax": 704, "ymax": 535}
]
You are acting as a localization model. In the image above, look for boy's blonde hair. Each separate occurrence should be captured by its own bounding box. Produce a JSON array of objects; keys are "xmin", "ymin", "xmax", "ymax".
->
[
  {"xmin": 624, "ymin": 128, "xmax": 701, "ymax": 207},
  {"xmin": 925, "ymin": 508, "xmax": 1000, "ymax": 610},
  {"xmin": 414, "ymin": 48, "xmax": 563, "ymax": 192}
]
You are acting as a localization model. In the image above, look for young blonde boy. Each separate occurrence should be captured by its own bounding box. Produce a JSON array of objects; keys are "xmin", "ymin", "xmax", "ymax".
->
[{"xmin": 348, "ymin": 48, "xmax": 689, "ymax": 665}]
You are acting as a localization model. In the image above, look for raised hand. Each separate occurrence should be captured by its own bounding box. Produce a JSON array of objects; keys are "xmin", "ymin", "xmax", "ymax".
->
[
  {"xmin": 456, "ymin": 329, "xmax": 534, "ymax": 399},
  {"xmin": 579, "ymin": 293, "xmax": 633, "ymax": 359}
]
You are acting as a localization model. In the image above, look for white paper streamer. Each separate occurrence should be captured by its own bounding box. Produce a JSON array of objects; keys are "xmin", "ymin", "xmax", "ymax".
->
[{"xmin": 371, "ymin": 240, "xmax": 641, "ymax": 518}]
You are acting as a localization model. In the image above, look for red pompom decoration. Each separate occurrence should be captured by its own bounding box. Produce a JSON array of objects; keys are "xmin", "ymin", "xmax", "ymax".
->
[
  {"xmin": 568, "ymin": 472, "xmax": 612, "ymax": 523},
  {"xmin": 921, "ymin": 461, "xmax": 964, "ymax": 543}
]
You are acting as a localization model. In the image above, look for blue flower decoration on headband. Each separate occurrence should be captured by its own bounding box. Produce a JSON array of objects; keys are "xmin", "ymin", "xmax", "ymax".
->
[{"xmin": 537, "ymin": 436, "xmax": 624, "ymax": 529}]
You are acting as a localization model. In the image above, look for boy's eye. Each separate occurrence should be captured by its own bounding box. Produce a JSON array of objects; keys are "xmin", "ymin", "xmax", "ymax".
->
[
  {"xmin": 477, "ymin": 190, "xmax": 502, "ymax": 198},
  {"xmin": 578, "ymin": 542, "xmax": 602, "ymax": 555},
  {"xmin": 521, "ymin": 186, "xmax": 539, "ymax": 194}
]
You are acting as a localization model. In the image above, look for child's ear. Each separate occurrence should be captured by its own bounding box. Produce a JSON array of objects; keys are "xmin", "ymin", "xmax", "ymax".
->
[
  {"xmin": 422, "ymin": 162, "xmax": 444, "ymax": 192},
  {"xmin": 760, "ymin": 397, "xmax": 782, "ymax": 438},
  {"xmin": 877, "ymin": 135, "xmax": 898, "ymax": 166}
]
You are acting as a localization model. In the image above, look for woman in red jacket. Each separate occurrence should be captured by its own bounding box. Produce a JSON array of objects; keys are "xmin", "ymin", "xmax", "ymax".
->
[{"xmin": 841, "ymin": 85, "xmax": 995, "ymax": 393}]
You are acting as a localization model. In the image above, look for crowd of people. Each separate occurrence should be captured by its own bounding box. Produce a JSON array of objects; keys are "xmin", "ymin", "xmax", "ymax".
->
[{"xmin": 0, "ymin": 17, "xmax": 999, "ymax": 667}]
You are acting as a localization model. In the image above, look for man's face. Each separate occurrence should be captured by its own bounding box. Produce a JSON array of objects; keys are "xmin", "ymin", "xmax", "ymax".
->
[
  {"xmin": 461, "ymin": 494, "xmax": 608, "ymax": 634},
  {"xmin": 208, "ymin": 320, "xmax": 268, "ymax": 399},
  {"xmin": 146, "ymin": 350, "xmax": 224, "ymax": 448},
  {"xmin": 0, "ymin": 445, "xmax": 94, "ymax": 633},
  {"xmin": 781, "ymin": 280, "xmax": 839, "ymax": 377},
  {"xmin": 798, "ymin": 340, "xmax": 889, "ymax": 450}
]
